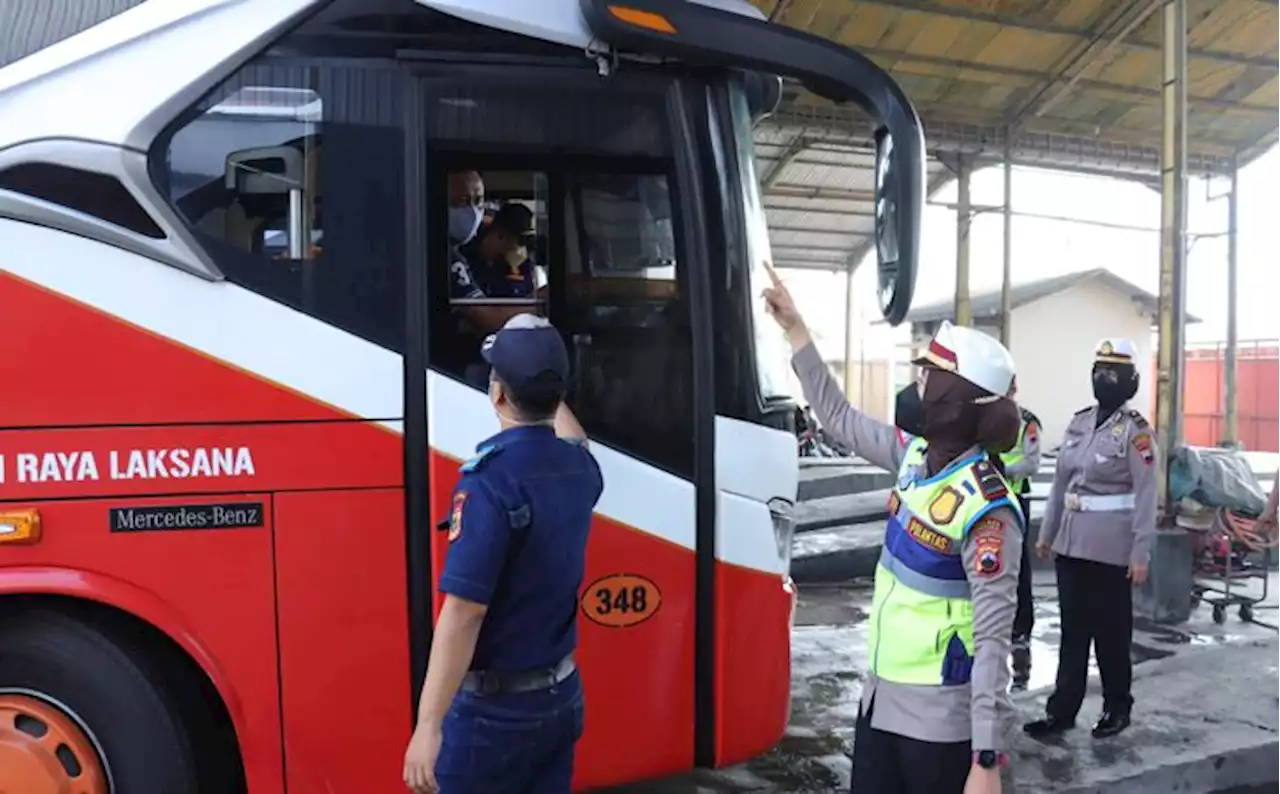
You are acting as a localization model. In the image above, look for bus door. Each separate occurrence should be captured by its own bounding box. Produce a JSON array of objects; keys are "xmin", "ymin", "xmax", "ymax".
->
[{"xmin": 405, "ymin": 62, "xmax": 716, "ymax": 788}]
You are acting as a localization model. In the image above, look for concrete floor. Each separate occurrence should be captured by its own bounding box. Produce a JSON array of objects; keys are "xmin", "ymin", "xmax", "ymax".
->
[{"xmin": 601, "ymin": 570, "xmax": 1279, "ymax": 793}]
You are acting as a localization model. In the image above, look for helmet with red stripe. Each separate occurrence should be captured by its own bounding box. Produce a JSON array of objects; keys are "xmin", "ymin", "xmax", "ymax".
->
[{"xmin": 913, "ymin": 320, "xmax": 1016, "ymax": 398}]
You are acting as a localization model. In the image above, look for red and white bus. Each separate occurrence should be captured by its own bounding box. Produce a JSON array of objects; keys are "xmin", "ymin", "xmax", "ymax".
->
[{"xmin": 0, "ymin": 1, "xmax": 923, "ymax": 791}]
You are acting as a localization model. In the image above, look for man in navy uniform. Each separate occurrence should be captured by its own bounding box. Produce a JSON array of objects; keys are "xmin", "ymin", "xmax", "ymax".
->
[{"xmin": 403, "ymin": 314, "xmax": 601, "ymax": 794}]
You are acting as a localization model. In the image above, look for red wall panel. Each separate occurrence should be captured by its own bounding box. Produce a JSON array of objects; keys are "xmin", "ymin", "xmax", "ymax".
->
[{"xmin": 1156, "ymin": 343, "xmax": 1279, "ymax": 452}]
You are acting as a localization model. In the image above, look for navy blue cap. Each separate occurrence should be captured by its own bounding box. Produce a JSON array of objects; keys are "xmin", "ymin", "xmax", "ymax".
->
[{"xmin": 481, "ymin": 314, "xmax": 569, "ymax": 395}]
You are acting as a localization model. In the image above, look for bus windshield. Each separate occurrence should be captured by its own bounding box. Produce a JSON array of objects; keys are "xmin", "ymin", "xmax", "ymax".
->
[{"xmin": 728, "ymin": 81, "xmax": 791, "ymax": 401}]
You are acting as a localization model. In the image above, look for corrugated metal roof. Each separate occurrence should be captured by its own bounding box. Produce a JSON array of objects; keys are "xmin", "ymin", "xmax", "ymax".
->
[
  {"xmin": 895, "ymin": 267, "xmax": 1203, "ymax": 324},
  {"xmin": 753, "ymin": 0, "xmax": 1277, "ymax": 279},
  {"xmin": 755, "ymin": 124, "xmax": 952, "ymax": 271},
  {"xmin": 0, "ymin": 0, "xmax": 147, "ymax": 69}
]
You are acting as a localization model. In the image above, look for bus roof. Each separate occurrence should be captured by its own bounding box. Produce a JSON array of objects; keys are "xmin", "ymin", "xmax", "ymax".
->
[{"xmin": 0, "ymin": 0, "xmax": 765, "ymax": 155}]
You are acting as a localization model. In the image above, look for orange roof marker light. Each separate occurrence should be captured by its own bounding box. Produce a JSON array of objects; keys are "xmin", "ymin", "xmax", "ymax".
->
[
  {"xmin": 607, "ymin": 4, "xmax": 677, "ymax": 34},
  {"xmin": 0, "ymin": 508, "xmax": 42, "ymax": 545}
]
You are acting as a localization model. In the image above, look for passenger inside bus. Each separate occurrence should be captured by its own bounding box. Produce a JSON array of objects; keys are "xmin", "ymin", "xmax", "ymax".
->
[{"xmin": 447, "ymin": 170, "xmax": 485, "ymax": 245}]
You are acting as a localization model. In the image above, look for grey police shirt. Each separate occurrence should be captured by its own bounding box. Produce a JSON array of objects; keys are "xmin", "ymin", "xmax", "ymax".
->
[
  {"xmin": 1039, "ymin": 405, "xmax": 1158, "ymax": 569},
  {"xmin": 792, "ymin": 342, "xmax": 1020, "ymax": 751}
]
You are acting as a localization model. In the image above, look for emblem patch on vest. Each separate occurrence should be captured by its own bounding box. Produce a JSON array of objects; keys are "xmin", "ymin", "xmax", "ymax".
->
[
  {"xmin": 972, "ymin": 518, "xmax": 1003, "ymax": 577},
  {"xmin": 928, "ymin": 486, "xmax": 964, "ymax": 525},
  {"xmin": 907, "ymin": 517, "xmax": 953, "ymax": 553},
  {"xmin": 448, "ymin": 491, "xmax": 467, "ymax": 542}
]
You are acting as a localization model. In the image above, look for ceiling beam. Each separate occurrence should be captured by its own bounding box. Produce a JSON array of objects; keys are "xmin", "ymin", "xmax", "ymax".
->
[
  {"xmin": 847, "ymin": 46, "xmax": 1271, "ymax": 115},
  {"xmin": 764, "ymin": 105, "xmax": 1241, "ymax": 177},
  {"xmin": 760, "ymin": 132, "xmax": 811, "ymax": 189},
  {"xmin": 1008, "ymin": 0, "xmax": 1165, "ymax": 128},
  {"xmin": 846, "ymin": 0, "xmax": 1279, "ymax": 70}
]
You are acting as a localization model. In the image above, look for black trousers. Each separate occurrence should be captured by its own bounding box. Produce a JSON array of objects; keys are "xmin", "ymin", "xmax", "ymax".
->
[
  {"xmin": 1013, "ymin": 493, "xmax": 1034, "ymax": 638},
  {"xmin": 850, "ymin": 700, "xmax": 971, "ymax": 793},
  {"xmin": 1046, "ymin": 555, "xmax": 1134, "ymax": 719}
]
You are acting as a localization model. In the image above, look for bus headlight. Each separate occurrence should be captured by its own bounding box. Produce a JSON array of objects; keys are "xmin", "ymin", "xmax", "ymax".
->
[{"xmin": 768, "ymin": 497, "xmax": 796, "ymax": 576}]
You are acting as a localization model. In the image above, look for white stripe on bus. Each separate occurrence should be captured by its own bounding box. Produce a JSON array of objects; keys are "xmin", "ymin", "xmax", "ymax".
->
[{"xmin": 1, "ymin": 220, "xmax": 785, "ymax": 573}]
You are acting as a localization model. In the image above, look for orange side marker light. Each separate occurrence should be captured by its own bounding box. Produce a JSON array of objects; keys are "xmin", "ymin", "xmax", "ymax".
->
[
  {"xmin": 607, "ymin": 5, "xmax": 678, "ymax": 34},
  {"xmin": 0, "ymin": 509, "xmax": 41, "ymax": 545}
]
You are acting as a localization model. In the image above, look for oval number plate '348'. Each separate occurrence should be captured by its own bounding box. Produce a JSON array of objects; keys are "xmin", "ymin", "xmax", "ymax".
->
[{"xmin": 580, "ymin": 573, "xmax": 662, "ymax": 628}]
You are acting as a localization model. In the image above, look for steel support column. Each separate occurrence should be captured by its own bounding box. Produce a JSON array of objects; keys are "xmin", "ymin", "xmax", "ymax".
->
[
  {"xmin": 1155, "ymin": 0, "xmax": 1188, "ymax": 511},
  {"xmin": 1224, "ymin": 158, "xmax": 1240, "ymax": 445},
  {"xmin": 955, "ymin": 156, "xmax": 972, "ymax": 327},
  {"xmin": 1000, "ymin": 135, "xmax": 1013, "ymax": 346}
]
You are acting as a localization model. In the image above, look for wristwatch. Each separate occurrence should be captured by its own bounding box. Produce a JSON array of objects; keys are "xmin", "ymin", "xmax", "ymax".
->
[{"xmin": 973, "ymin": 750, "xmax": 1009, "ymax": 769}]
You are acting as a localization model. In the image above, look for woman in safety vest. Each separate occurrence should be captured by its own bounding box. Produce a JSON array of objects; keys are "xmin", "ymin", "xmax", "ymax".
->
[{"xmin": 763, "ymin": 264, "xmax": 1024, "ymax": 794}]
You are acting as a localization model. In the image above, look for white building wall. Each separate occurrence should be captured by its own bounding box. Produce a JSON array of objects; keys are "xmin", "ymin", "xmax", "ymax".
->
[{"xmin": 1008, "ymin": 279, "xmax": 1153, "ymax": 448}]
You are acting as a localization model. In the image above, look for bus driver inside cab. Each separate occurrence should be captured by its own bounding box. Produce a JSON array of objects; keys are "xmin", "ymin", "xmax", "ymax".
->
[{"xmin": 446, "ymin": 172, "xmax": 549, "ymax": 387}]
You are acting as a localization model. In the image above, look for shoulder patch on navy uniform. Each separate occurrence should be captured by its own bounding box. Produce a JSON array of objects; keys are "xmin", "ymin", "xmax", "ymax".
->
[
  {"xmin": 460, "ymin": 443, "xmax": 503, "ymax": 473},
  {"xmin": 971, "ymin": 459, "xmax": 1008, "ymax": 501},
  {"xmin": 1127, "ymin": 409, "xmax": 1150, "ymax": 429},
  {"xmin": 448, "ymin": 490, "xmax": 467, "ymax": 542}
]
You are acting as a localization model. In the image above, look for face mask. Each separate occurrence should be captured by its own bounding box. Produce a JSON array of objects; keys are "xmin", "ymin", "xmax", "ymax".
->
[
  {"xmin": 894, "ymin": 384, "xmax": 926, "ymax": 438},
  {"xmin": 449, "ymin": 205, "xmax": 483, "ymax": 244},
  {"xmin": 1093, "ymin": 366, "xmax": 1138, "ymax": 413}
]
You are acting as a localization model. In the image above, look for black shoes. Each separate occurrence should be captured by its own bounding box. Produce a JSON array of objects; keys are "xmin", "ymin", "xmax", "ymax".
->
[
  {"xmin": 1022, "ymin": 715, "xmax": 1075, "ymax": 738},
  {"xmin": 1091, "ymin": 711, "xmax": 1131, "ymax": 738},
  {"xmin": 1024, "ymin": 712, "xmax": 1131, "ymax": 739}
]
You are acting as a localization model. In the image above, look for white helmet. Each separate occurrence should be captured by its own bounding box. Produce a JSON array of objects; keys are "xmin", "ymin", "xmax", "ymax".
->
[
  {"xmin": 914, "ymin": 321, "xmax": 1016, "ymax": 397},
  {"xmin": 1094, "ymin": 338, "xmax": 1138, "ymax": 365}
]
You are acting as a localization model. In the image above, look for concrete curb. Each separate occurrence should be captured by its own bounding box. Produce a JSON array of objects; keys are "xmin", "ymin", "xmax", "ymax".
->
[{"xmin": 1009, "ymin": 639, "xmax": 1280, "ymax": 794}]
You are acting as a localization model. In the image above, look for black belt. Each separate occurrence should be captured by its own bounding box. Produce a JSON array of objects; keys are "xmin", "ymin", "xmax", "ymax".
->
[{"xmin": 460, "ymin": 654, "xmax": 576, "ymax": 696}]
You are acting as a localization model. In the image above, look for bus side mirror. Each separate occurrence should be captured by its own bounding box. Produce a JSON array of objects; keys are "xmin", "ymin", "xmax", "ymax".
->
[
  {"xmin": 873, "ymin": 127, "xmax": 914, "ymax": 326},
  {"xmin": 225, "ymin": 145, "xmax": 304, "ymax": 195}
]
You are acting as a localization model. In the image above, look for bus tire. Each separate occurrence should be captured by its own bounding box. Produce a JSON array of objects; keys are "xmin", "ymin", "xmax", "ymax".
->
[{"xmin": 0, "ymin": 607, "xmax": 200, "ymax": 794}]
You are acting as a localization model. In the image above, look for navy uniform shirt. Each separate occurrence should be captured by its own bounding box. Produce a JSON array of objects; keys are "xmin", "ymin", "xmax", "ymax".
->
[
  {"xmin": 449, "ymin": 237, "xmax": 545, "ymax": 301},
  {"xmin": 440, "ymin": 425, "xmax": 603, "ymax": 672}
]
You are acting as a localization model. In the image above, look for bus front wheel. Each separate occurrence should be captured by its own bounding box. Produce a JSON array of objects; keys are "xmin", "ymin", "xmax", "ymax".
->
[{"xmin": 0, "ymin": 608, "xmax": 201, "ymax": 794}]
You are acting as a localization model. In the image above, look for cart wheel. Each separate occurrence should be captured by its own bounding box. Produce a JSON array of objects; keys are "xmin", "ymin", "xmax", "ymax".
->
[
  {"xmin": 1212, "ymin": 604, "xmax": 1226, "ymax": 624},
  {"xmin": 1240, "ymin": 603, "xmax": 1254, "ymax": 623}
]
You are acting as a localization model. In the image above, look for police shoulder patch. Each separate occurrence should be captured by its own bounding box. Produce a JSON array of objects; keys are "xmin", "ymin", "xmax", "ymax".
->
[
  {"xmin": 448, "ymin": 490, "xmax": 467, "ymax": 542},
  {"xmin": 1127, "ymin": 409, "xmax": 1150, "ymax": 429},
  {"xmin": 971, "ymin": 459, "xmax": 1008, "ymax": 502},
  {"xmin": 971, "ymin": 517, "xmax": 1004, "ymax": 578},
  {"xmin": 460, "ymin": 443, "xmax": 503, "ymax": 473},
  {"xmin": 1131, "ymin": 431, "xmax": 1155, "ymax": 466}
]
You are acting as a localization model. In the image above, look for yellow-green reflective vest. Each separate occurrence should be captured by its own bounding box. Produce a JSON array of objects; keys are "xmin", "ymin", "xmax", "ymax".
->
[
  {"xmin": 1000, "ymin": 419, "xmax": 1031, "ymax": 493},
  {"xmin": 868, "ymin": 437, "xmax": 1024, "ymax": 687}
]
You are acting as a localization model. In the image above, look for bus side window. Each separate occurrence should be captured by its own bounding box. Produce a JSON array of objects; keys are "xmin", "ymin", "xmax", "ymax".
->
[
  {"xmin": 159, "ymin": 65, "xmax": 407, "ymax": 352},
  {"xmin": 562, "ymin": 171, "xmax": 691, "ymax": 476}
]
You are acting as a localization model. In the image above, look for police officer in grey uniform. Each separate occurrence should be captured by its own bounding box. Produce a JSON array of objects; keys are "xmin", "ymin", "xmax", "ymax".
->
[
  {"xmin": 765, "ymin": 264, "xmax": 1020, "ymax": 794},
  {"xmin": 1024, "ymin": 338, "xmax": 1158, "ymax": 740}
]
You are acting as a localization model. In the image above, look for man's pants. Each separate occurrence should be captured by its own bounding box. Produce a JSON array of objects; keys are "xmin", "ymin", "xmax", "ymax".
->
[
  {"xmin": 1045, "ymin": 555, "xmax": 1135, "ymax": 720},
  {"xmin": 850, "ymin": 700, "xmax": 970, "ymax": 793},
  {"xmin": 436, "ymin": 672, "xmax": 584, "ymax": 794},
  {"xmin": 1013, "ymin": 494, "xmax": 1034, "ymax": 639}
]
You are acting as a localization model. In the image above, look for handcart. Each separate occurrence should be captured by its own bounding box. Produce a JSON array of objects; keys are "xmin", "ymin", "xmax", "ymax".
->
[{"xmin": 1189, "ymin": 507, "xmax": 1276, "ymax": 626}]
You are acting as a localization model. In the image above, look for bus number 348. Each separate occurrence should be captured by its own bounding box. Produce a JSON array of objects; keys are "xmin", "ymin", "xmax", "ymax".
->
[{"xmin": 580, "ymin": 573, "xmax": 662, "ymax": 628}]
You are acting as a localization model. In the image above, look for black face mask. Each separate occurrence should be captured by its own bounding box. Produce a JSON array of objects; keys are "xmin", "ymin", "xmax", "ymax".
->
[
  {"xmin": 895, "ymin": 384, "xmax": 925, "ymax": 438},
  {"xmin": 1093, "ymin": 365, "xmax": 1138, "ymax": 417}
]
